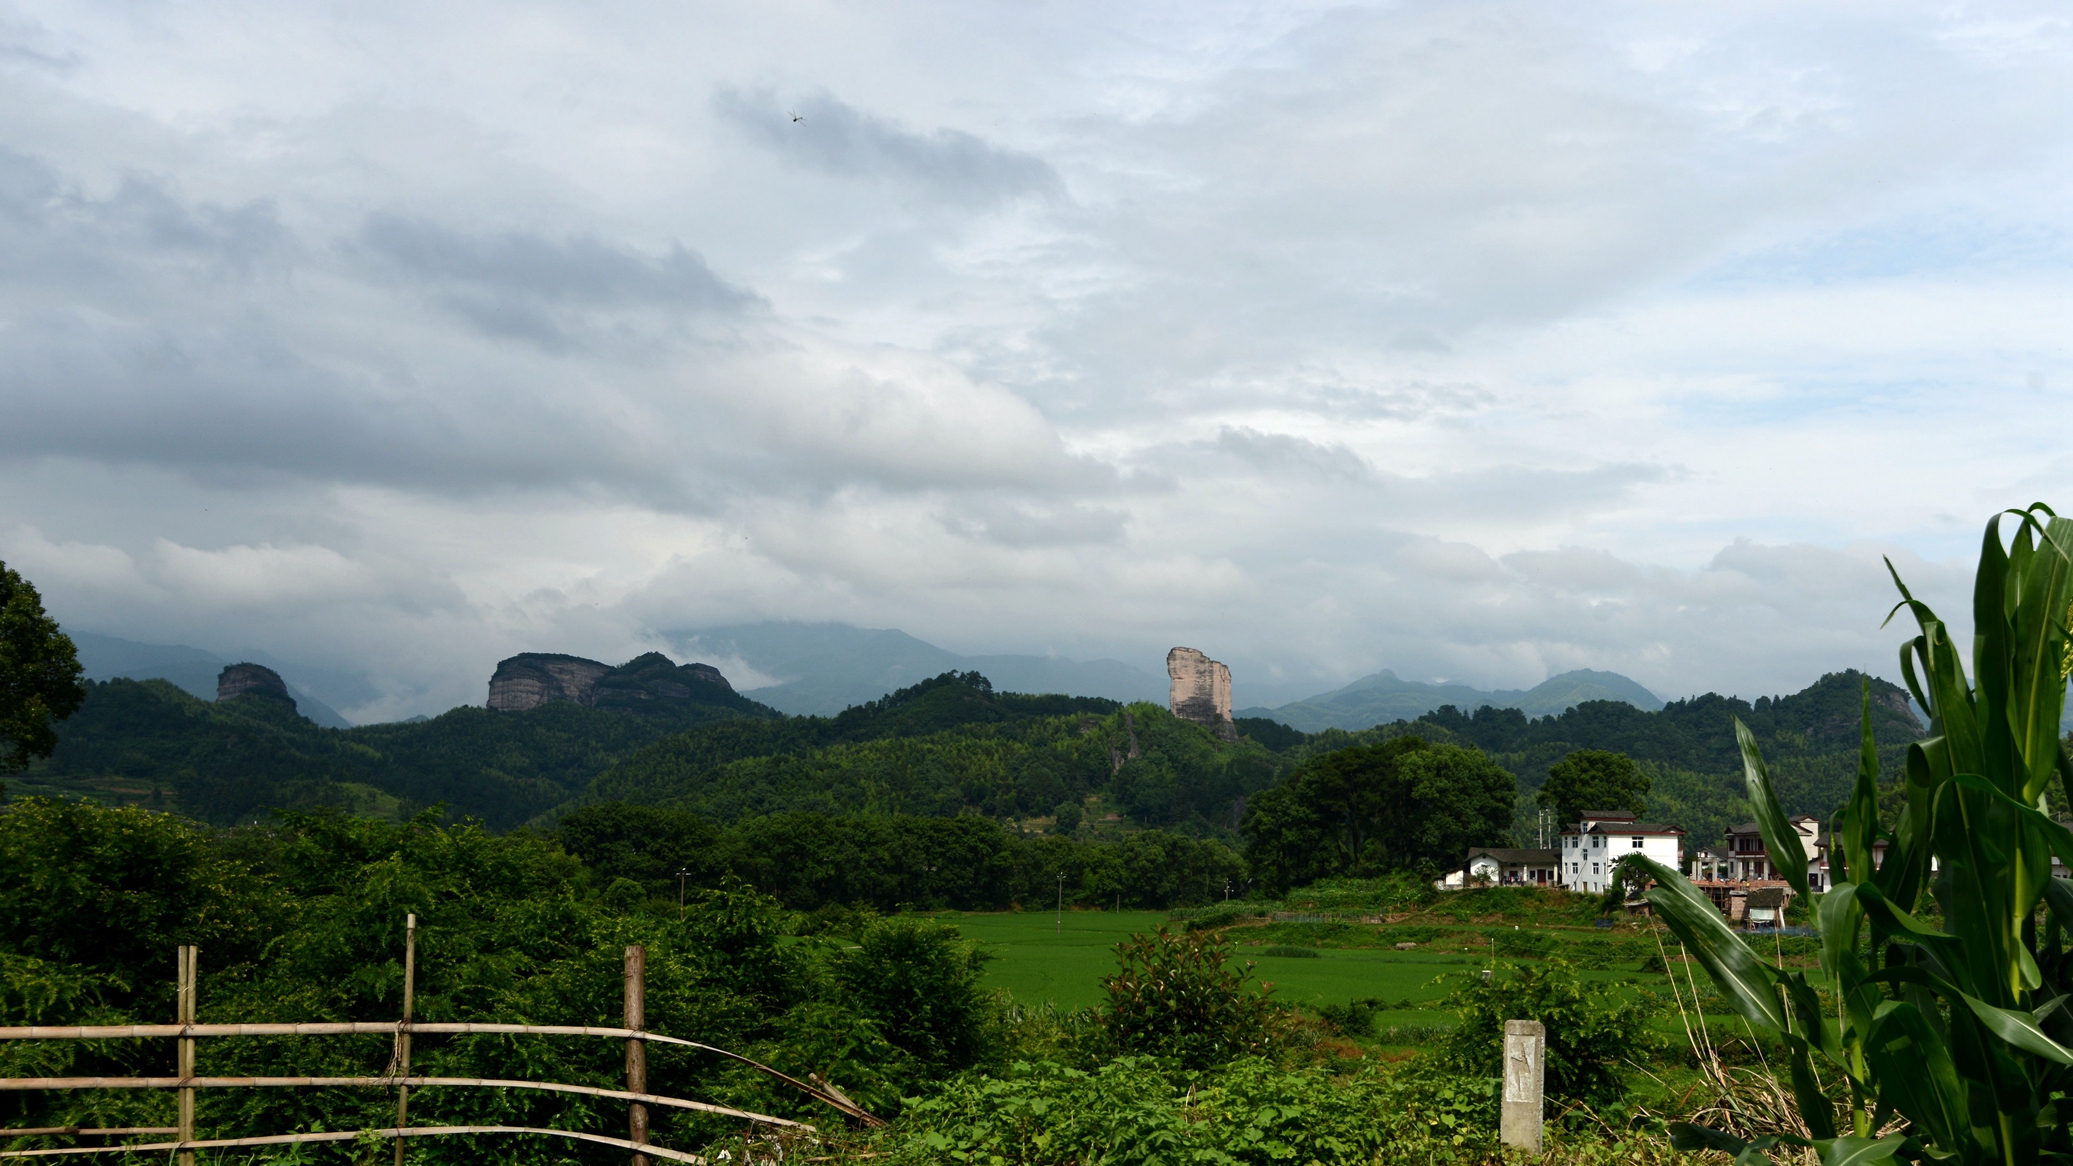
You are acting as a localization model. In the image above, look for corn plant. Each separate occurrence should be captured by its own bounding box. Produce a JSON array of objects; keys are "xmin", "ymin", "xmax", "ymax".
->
[{"xmin": 1634, "ymin": 504, "xmax": 2073, "ymax": 1165}]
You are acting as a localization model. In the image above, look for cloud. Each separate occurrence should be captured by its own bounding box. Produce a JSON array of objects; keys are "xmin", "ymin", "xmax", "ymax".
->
[
  {"xmin": 714, "ymin": 86, "xmax": 1062, "ymax": 206},
  {"xmin": 0, "ymin": 0, "xmax": 2063, "ymax": 718}
]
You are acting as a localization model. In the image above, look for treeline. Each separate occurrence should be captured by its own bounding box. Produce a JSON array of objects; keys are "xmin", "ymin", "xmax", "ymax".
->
[{"xmin": 559, "ymin": 804, "xmax": 1247, "ymax": 912}]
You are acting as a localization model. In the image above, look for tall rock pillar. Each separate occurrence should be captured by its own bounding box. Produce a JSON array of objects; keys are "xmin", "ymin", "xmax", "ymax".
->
[{"xmin": 1167, "ymin": 648, "xmax": 1237, "ymax": 741}]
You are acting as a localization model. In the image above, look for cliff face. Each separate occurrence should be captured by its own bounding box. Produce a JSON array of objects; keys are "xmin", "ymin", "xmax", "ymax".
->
[
  {"xmin": 488, "ymin": 651, "xmax": 735, "ymax": 713},
  {"xmin": 217, "ymin": 663, "xmax": 296, "ymax": 712},
  {"xmin": 1167, "ymin": 647, "xmax": 1236, "ymax": 740}
]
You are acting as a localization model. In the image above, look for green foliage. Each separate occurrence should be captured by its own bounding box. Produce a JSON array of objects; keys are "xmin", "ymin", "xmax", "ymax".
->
[
  {"xmin": 1242, "ymin": 740, "xmax": 1515, "ymax": 893},
  {"xmin": 876, "ymin": 1056, "xmax": 1506, "ymax": 1166},
  {"xmin": 1538, "ymin": 748, "xmax": 1649, "ymax": 824},
  {"xmin": 0, "ymin": 561, "xmax": 84, "ymax": 773},
  {"xmin": 1258, "ymin": 945, "xmax": 1319, "ymax": 958},
  {"xmin": 1643, "ymin": 504, "xmax": 2073, "ymax": 1164},
  {"xmin": 1098, "ymin": 928, "xmax": 1285, "ymax": 1068},
  {"xmin": 557, "ymin": 805, "xmax": 1249, "ymax": 911},
  {"xmin": 1436, "ymin": 958, "xmax": 1656, "ymax": 1112},
  {"xmin": 36, "ymin": 676, "xmax": 761, "ymax": 827},
  {"xmin": 832, "ymin": 917, "xmax": 999, "ymax": 1082}
]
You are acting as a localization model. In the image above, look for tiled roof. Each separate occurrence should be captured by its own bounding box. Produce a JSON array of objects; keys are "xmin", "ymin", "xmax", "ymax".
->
[
  {"xmin": 1563, "ymin": 822, "xmax": 1685, "ymax": 835},
  {"xmin": 1466, "ymin": 847, "xmax": 1561, "ymax": 864}
]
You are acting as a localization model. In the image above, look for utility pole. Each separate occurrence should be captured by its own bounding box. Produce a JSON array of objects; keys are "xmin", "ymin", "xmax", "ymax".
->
[
  {"xmin": 1056, "ymin": 873, "xmax": 1065, "ymax": 935},
  {"xmin": 676, "ymin": 869, "xmax": 689, "ymax": 921}
]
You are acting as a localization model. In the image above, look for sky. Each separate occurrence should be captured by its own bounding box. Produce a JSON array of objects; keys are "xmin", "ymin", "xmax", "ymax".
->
[{"xmin": 0, "ymin": 1, "xmax": 2067, "ymax": 722}]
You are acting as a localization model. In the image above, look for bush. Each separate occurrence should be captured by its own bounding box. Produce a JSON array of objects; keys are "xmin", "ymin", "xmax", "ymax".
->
[
  {"xmin": 1260, "ymin": 944, "xmax": 1319, "ymax": 958},
  {"xmin": 1314, "ymin": 996, "xmax": 1385, "ymax": 1037},
  {"xmin": 832, "ymin": 917, "xmax": 999, "ymax": 1080},
  {"xmin": 877, "ymin": 1056, "xmax": 1507, "ymax": 1166},
  {"xmin": 1436, "ymin": 959, "xmax": 1657, "ymax": 1112},
  {"xmin": 1098, "ymin": 927, "xmax": 1286, "ymax": 1068},
  {"xmin": 1488, "ymin": 928, "xmax": 1557, "ymax": 957}
]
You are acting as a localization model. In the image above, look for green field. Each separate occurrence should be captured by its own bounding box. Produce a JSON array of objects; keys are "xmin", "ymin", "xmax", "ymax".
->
[{"xmin": 930, "ymin": 909, "xmax": 1498, "ymax": 1012}]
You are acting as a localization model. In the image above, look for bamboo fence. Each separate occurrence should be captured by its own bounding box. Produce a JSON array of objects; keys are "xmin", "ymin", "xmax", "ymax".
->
[{"xmin": 0, "ymin": 916, "xmax": 881, "ymax": 1163}]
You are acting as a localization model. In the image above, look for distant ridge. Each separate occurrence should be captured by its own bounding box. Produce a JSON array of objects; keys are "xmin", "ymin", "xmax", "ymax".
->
[
  {"xmin": 1235, "ymin": 667, "xmax": 1664, "ymax": 733},
  {"xmin": 69, "ymin": 631, "xmax": 355, "ymax": 729},
  {"xmin": 668, "ymin": 622, "xmax": 1168, "ymax": 716}
]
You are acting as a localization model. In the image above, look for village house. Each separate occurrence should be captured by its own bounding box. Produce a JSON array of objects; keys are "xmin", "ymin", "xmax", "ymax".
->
[
  {"xmin": 1725, "ymin": 816, "xmax": 1822, "ymax": 888},
  {"xmin": 1560, "ymin": 810, "xmax": 1685, "ymax": 894},
  {"xmin": 1435, "ymin": 846, "xmax": 1561, "ymax": 889}
]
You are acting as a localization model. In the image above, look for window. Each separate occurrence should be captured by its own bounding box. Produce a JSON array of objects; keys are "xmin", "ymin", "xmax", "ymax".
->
[
  {"xmin": 1592, "ymin": 864, "xmax": 1601, "ymax": 875},
  {"xmin": 1631, "ymin": 836, "xmax": 1644, "ymax": 848}
]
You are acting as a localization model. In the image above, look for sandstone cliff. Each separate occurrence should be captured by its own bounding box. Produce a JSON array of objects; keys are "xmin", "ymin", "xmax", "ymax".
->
[
  {"xmin": 487, "ymin": 651, "xmax": 735, "ymax": 713},
  {"xmin": 1167, "ymin": 647, "xmax": 1236, "ymax": 741},
  {"xmin": 217, "ymin": 662, "xmax": 296, "ymax": 712}
]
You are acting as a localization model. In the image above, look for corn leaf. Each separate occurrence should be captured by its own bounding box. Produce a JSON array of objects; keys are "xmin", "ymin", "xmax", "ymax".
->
[
  {"xmin": 1735, "ymin": 717, "xmax": 1808, "ymax": 899},
  {"xmin": 1635, "ymin": 856, "xmax": 1787, "ymax": 1033},
  {"xmin": 1862, "ymin": 1002, "xmax": 1966, "ymax": 1152}
]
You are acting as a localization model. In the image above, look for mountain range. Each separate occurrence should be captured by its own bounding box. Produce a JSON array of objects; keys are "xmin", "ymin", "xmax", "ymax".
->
[
  {"xmin": 67, "ymin": 632, "xmax": 356, "ymax": 729},
  {"xmin": 669, "ymin": 623, "xmax": 1171, "ymax": 714},
  {"xmin": 1235, "ymin": 668, "xmax": 1666, "ymax": 733}
]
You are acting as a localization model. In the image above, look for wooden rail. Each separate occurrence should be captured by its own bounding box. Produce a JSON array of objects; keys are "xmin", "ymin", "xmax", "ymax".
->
[
  {"xmin": 0, "ymin": 1077, "xmax": 810, "ymax": 1128},
  {"xmin": 0, "ymin": 1022, "xmax": 878, "ymax": 1125},
  {"xmin": 0, "ymin": 1124, "xmax": 713, "ymax": 1162},
  {"xmin": 0, "ymin": 923, "xmax": 885, "ymax": 1165}
]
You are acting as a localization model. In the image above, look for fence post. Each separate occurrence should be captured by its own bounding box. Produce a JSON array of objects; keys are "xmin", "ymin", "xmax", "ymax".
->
[
  {"xmin": 1501, "ymin": 1019, "xmax": 1544, "ymax": 1156},
  {"xmin": 626, "ymin": 945, "xmax": 647, "ymax": 1166},
  {"xmin": 176, "ymin": 945, "xmax": 198, "ymax": 1166},
  {"xmin": 395, "ymin": 914, "xmax": 416, "ymax": 1166}
]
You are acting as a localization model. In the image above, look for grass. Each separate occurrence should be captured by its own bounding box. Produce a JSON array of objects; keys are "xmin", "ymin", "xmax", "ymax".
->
[{"xmin": 924, "ymin": 908, "xmax": 1658, "ymax": 1015}]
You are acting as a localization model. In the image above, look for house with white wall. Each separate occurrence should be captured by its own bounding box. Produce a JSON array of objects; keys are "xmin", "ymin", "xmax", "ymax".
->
[
  {"xmin": 1725, "ymin": 816, "xmax": 1821, "ymax": 887},
  {"xmin": 1560, "ymin": 810, "xmax": 1685, "ymax": 894}
]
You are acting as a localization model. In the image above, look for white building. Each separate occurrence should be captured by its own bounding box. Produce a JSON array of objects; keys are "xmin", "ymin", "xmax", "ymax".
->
[
  {"xmin": 1560, "ymin": 810, "xmax": 1685, "ymax": 894},
  {"xmin": 1436, "ymin": 847, "xmax": 1562, "ymax": 890}
]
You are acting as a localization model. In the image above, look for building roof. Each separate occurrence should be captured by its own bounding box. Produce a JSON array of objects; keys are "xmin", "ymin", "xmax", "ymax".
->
[
  {"xmin": 1728, "ymin": 817, "xmax": 1819, "ymax": 835},
  {"xmin": 1466, "ymin": 847, "xmax": 1561, "ymax": 864},
  {"xmin": 1564, "ymin": 822, "xmax": 1686, "ymax": 836}
]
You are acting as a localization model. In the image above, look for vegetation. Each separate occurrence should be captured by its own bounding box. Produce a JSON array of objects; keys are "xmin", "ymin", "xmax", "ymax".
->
[
  {"xmin": 1643, "ymin": 505, "xmax": 2073, "ymax": 1164},
  {"xmin": 1241, "ymin": 737, "xmax": 1515, "ymax": 893},
  {"xmin": 0, "ymin": 560, "xmax": 84, "ymax": 772},
  {"xmin": 1538, "ymin": 748, "xmax": 1650, "ymax": 824}
]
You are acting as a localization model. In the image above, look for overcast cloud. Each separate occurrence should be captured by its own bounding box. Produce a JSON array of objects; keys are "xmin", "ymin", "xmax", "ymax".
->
[{"xmin": 0, "ymin": 1, "xmax": 2066, "ymax": 721}]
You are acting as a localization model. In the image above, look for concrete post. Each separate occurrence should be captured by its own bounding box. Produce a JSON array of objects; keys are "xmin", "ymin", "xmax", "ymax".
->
[{"xmin": 1502, "ymin": 1019, "xmax": 1544, "ymax": 1155}]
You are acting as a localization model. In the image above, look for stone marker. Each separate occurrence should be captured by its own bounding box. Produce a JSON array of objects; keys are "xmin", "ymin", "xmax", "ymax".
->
[{"xmin": 1502, "ymin": 1019, "xmax": 1545, "ymax": 1155}]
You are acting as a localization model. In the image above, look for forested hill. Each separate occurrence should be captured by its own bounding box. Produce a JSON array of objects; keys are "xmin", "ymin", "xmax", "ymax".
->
[
  {"xmin": 21, "ymin": 663, "xmax": 771, "ymax": 829},
  {"xmin": 17, "ymin": 666, "xmax": 1286, "ymax": 835},
  {"xmin": 19, "ymin": 656, "xmax": 1925, "ymax": 852},
  {"xmin": 1416, "ymin": 668, "xmax": 1921, "ymax": 778},
  {"xmin": 1410, "ymin": 668, "xmax": 1924, "ymax": 847},
  {"xmin": 570, "ymin": 673, "xmax": 1282, "ymax": 830}
]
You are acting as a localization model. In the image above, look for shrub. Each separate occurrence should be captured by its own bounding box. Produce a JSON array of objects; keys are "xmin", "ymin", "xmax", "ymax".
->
[
  {"xmin": 1436, "ymin": 958, "xmax": 1656, "ymax": 1112},
  {"xmin": 832, "ymin": 917, "xmax": 998, "ymax": 1079},
  {"xmin": 1260, "ymin": 944, "xmax": 1319, "ymax": 958},
  {"xmin": 1314, "ymin": 996, "xmax": 1385, "ymax": 1036},
  {"xmin": 1098, "ymin": 927, "xmax": 1286, "ymax": 1068},
  {"xmin": 1488, "ymin": 928, "xmax": 1556, "ymax": 957}
]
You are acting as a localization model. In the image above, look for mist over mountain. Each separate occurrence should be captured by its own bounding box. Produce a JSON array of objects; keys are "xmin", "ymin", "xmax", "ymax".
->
[{"xmin": 1237, "ymin": 668, "xmax": 1665, "ymax": 733}]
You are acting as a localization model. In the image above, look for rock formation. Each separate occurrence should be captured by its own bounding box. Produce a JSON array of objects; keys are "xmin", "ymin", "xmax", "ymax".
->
[
  {"xmin": 487, "ymin": 651, "xmax": 735, "ymax": 712},
  {"xmin": 1167, "ymin": 647, "xmax": 1236, "ymax": 741},
  {"xmin": 217, "ymin": 663, "xmax": 296, "ymax": 712},
  {"xmin": 487, "ymin": 654, "xmax": 614, "ymax": 711}
]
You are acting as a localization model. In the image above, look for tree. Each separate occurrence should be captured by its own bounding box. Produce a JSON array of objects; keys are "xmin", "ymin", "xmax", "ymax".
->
[
  {"xmin": 1242, "ymin": 737, "xmax": 1515, "ymax": 889},
  {"xmin": 1536, "ymin": 748, "xmax": 1647, "ymax": 825},
  {"xmin": 0, "ymin": 561, "xmax": 84, "ymax": 773}
]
